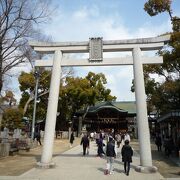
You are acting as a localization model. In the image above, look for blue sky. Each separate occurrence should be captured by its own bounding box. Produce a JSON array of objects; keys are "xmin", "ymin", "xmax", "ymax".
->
[{"xmin": 11, "ymin": 0, "xmax": 180, "ymax": 102}]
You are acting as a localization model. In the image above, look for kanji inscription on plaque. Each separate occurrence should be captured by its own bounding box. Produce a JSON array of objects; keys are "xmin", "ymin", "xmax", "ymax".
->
[{"xmin": 89, "ymin": 37, "xmax": 103, "ymax": 62}]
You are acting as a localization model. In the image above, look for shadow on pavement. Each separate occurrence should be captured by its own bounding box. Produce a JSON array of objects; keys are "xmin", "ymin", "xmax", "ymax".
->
[
  {"xmin": 97, "ymin": 167, "xmax": 105, "ymax": 173},
  {"xmin": 114, "ymin": 159, "xmax": 137, "ymax": 170}
]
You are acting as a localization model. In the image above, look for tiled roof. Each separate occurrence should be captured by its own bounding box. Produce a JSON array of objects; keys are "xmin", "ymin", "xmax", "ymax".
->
[
  {"xmin": 112, "ymin": 101, "xmax": 136, "ymax": 114},
  {"xmin": 76, "ymin": 101, "xmax": 136, "ymax": 115}
]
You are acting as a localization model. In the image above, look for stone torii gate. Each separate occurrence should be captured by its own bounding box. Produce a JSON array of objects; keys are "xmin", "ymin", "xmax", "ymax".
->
[{"xmin": 29, "ymin": 35, "xmax": 170, "ymax": 171}]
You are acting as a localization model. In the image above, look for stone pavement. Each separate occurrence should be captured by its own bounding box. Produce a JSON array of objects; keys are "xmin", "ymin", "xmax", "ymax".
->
[{"xmin": 0, "ymin": 141, "xmax": 166, "ymax": 180}]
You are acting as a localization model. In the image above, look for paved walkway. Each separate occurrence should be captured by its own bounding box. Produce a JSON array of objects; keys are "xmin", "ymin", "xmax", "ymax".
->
[{"xmin": 0, "ymin": 141, "xmax": 165, "ymax": 180}]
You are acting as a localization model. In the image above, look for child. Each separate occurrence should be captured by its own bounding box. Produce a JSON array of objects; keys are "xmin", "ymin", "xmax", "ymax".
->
[{"xmin": 121, "ymin": 140, "xmax": 133, "ymax": 176}]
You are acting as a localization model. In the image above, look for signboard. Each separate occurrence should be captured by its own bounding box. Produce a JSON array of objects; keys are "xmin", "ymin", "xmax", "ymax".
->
[{"xmin": 89, "ymin": 37, "xmax": 103, "ymax": 62}]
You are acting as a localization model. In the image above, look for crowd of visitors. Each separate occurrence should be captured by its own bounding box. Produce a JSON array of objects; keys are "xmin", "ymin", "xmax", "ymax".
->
[
  {"xmin": 79, "ymin": 130, "xmax": 179, "ymax": 176},
  {"xmin": 80, "ymin": 130, "xmax": 133, "ymax": 176}
]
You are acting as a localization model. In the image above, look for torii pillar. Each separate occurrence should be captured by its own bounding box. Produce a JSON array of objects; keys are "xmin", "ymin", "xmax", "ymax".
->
[
  {"xmin": 37, "ymin": 51, "xmax": 63, "ymax": 167},
  {"xmin": 132, "ymin": 47, "xmax": 153, "ymax": 171},
  {"xmin": 29, "ymin": 35, "xmax": 170, "ymax": 172}
]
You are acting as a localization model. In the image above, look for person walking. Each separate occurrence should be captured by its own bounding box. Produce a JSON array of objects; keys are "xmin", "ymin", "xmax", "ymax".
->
[
  {"xmin": 105, "ymin": 136, "xmax": 116, "ymax": 175},
  {"xmin": 80, "ymin": 134, "xmax": 89, "ymax": 156},
  {"xmin": 97, "ymin": 137, "xmax": 105, "ymax": 157},
  {"xmin": 34, "ymin": 130, "xmax": 42, "ymax": 145},
  {"xmin": 164, "ymin": 135, "xmax": 174, "ymax": 157},
  {"xmin": 121, "ymin": 140, "xmax": 133, "ymax": 176},
  {"xmin": 155, "ymin": 134, "xmax": 162, "ymax": 151},
  {"xmin": 115, "ymin": 133, "xmax": 121, "ymax": 148},
  {"xmin": 120, "ymin": 133, "xmax": 125, "ymax": 147},
  {"xmin": 70, "ymin": 131, "xmax": 74, "ymax": 148},
  {"xmin": 124, "ymin": 131, "xmax": 131, "ymax": 142}
]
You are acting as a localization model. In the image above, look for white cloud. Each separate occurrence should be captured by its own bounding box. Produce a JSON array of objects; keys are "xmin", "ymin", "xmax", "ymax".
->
[
  {"xmin": 43, "ymin": 4, "xmax": 172, "ymax": 42},
  {"xmin": 73, "ymin": 8, "xmax": 88, "ymax": 19},
  {"xmin": 73, "ymin": 5, "xmax": 99, "ymax": 19},
  {"xmin": 105, "ymin": 66, "xmax": 135, "ymax": 101},
  {"xmin": 135, "ymin": 20, "xmax": 172, "ymax": 38}
]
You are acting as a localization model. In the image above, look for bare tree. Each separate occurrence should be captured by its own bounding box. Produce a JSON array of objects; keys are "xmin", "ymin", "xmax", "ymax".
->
[{"xmin": 0, "ymin": 0, "xmax": 52, "ymax": 94}]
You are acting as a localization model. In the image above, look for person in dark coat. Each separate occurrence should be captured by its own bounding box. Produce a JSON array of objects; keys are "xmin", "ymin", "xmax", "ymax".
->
[
  {"xmin": 155, "ymin": 134, "xmax": 162, "ymax": 151},
  {"xmin": 34, "ymin": 131, "xmax": 41, "ymax": 145},
  {"xmin": 97, "ymin": 137, "xmax": 105, "ymax": 157},
  {"xmin": 70, "ymin": 132, "xmax": 74, "ymax": 148},
  {"xmin": 121, "ymin": 140, "xmax": 133, "ymax": 176},
  {"xmin": 105, "ymin": 136, "xmax": 116, "ymax": 175},
  {"xmin": 80, "ymin": 134, "xmax": 89, "ymax": 156},
  {"xmin": 164, "ymin": 136, "xmax": 174, "ymax": 157}
]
